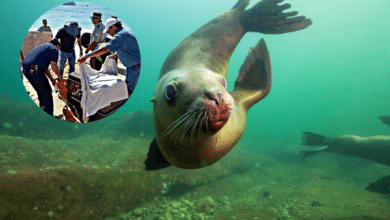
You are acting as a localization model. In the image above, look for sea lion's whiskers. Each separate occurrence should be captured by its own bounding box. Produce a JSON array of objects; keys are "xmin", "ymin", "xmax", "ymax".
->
[
  {"xmin": 161, "ymin": 111, "xmax": 193, "ymax": 138},
  {"xmin": 161, "ymin": 111, "xmax": 191, "ymax": 137},
  {"xmin": 204, "ymin": 110, "xmax": 210, "ymax": 133},
  {"xmin": 191, "ymin": 108, "xmax": 206, "ymax": 142},
  {"xmin": 180, "ymin": 112, "xmax": 198, "ymax": 143},
  {"xmin": 198, "ymin": 111, "xmax": 206, "ymax": 139},
  {"xmin": 172, "ymin": 111, "xmax": 197, "ymax": 144}
]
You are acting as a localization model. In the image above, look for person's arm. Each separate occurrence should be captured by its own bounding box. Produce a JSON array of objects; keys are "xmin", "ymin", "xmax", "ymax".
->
[
  {"xmin": 50, "ymin": 61, "xmax": 61, "ymax": 80},
  {"xmin": 87, "ymin": 25, "xmax": 104, "ymax": 53},
  {"xmin": 108, "ymin": 53, "xmax": 117, "ymax": 59},
  {"xmin": 77, "ymin": 38, "xmax": 83, "ymax": 57},
  {"xmin": 20, "ymin": 51, "xmax": 25, "ymax": 63},
  {"xmin": 44, "ymin": 70, "xmax": 55, "ymax": 86},
  {"xmin": 54, "ymin": 29, "xmax": 61, "ymax": 41},
  {"xmin": 86, "ymin": 41, "xmax": 98, "ymax": 53},
  {"xmin": 78, "ymin": 47, "xmax": 111, "ymax": 64}
]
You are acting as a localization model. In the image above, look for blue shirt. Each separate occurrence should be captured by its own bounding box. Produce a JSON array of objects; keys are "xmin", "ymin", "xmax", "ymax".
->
[
  {"xmin": 23, "ymin": 43, "xmax": 59, "ymax": 71},
  {"xmin": 105, "ymin": 26, "xmax": 140, "ymax": 91},
  {"xmin": 105, "ymin": 26, "xmax": 140, "ymax": 69}
]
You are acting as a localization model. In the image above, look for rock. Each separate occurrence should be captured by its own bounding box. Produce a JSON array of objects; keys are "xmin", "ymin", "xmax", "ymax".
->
[
  {"xmin": 133, "ymin": 208, "xmax": 143, "ymax": 216},
  {"xmin": 171, "ymin": 201, "xmax": 181, "ymax": 208}
]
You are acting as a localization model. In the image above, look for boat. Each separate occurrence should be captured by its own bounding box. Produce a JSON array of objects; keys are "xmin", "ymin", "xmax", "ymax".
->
[{"xmin": 63, "ymin": 2, "xmax": 76, "ymax": 6}]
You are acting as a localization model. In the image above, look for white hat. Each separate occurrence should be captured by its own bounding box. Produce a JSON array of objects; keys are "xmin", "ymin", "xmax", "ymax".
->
[{"xmin": 103, "ymin": 18, "xmax": 119, "ymax": 34}]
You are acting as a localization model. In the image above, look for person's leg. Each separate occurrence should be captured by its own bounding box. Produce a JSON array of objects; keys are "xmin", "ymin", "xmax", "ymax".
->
[
  {"xmin": 36, "ymin": 74, "xmax": 54, "ymax": 115},
  {"xmin": 68, "ymin": 50, "xmax": 76, "ymax": 73},
  {"xmin": 125, "ymin": 67, "xmax": 140, "ymax": 96},
  {"xmin": 24, "ymin": 68, "xmax": 54, "ymax": 115},
  {"xmin": 58, "ymin": 50, "xmax": 67, "ymax": 77}
]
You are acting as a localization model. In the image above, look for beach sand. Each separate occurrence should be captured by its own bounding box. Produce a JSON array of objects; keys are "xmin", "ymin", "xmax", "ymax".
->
[{"xmin": 22, "ymin": 60, "xmax": 126, "ymax": 119}]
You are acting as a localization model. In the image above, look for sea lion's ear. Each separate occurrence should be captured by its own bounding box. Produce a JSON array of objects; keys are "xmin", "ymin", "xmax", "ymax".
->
[
  {"xmin": 151, "ymin": 97, "xmax": 156, "ymax": 103},
  {"xmin": 232, "ymin": 38, "xmax": 272, "ymax": 110}
]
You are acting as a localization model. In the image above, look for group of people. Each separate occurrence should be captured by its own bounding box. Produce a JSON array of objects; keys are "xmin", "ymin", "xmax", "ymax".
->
[{"xmin": 22, "ymin": 12, "xmax": 141, "ymax": 117}]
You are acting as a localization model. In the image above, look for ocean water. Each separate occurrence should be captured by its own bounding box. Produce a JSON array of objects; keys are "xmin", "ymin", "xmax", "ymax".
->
[
  {"xmin": 28, "ymin": 2, "xmax": 122, "ymax": 34},
  {"xmin": 1, "ymin": 0, "xmax": 390, "ymax": 219}
]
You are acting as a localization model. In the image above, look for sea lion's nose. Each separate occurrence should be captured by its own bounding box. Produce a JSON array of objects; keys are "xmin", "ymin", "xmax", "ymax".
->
[{"xmin": 205, "ymin": 91, "xmax": 223, "ymax": 107}]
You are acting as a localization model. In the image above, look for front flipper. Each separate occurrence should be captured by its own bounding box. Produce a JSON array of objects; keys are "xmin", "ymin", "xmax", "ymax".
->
[
  {"xmin": 144, "ymin": 138, "xmax": 172, "ymax": 171},
  {"xmin": 232, "ymin": 38, "xmax": 272, "ymax": 110}
]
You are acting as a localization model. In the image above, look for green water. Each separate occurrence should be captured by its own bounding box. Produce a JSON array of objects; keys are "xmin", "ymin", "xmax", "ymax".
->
[{"xmin": 0, "ymin": 0, "xmax": 389, "ymax": 219}]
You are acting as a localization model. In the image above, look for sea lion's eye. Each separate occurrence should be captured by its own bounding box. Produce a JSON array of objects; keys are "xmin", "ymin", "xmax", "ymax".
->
[
  {"xmin": 165, "ymin": 85, "xmax": 177, "ymax": 101},
  {"xmin": 220, "ymin": 78, "xmax": 227, "ymax": 88}
]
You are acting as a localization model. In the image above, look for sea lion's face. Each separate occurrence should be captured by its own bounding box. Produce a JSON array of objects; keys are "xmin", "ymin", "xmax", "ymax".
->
[{"xmin": 152, "ymin": 67, "xmax": 235, "ymax": 141}]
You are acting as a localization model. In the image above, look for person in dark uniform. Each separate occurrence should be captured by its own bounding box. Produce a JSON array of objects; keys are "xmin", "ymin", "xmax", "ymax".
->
[
  {"xmin": 22, "ymin": 39, "xmax": 62, "ymax": 115},
  {"xmin": 38, "ymin": 19, "xmax": 52, "ymax": 35},
  {"xmin": 55, "ymin": 21, "xmax": 83, "ymax": 77}
]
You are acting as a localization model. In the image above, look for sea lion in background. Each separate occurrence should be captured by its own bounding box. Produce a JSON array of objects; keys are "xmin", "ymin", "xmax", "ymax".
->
[
  {"xmin": 379, "ymin": 115, "xmax": 390, "ymax": 127},
  {"xmin": 301, "ymin": 132, "xmax": 390, "ymax": 166},
  {"xmin": 301, "ymin": 132, "xmax": 390, "ymax": 194},
  {"xmin": 144, "ymin": 0, "xmax": 312, "ymax": 170}
]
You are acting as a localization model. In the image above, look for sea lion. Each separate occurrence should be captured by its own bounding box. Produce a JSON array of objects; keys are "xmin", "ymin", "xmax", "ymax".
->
[
  {"xmin": 145, "ymin": 0, "xmax": 312, "ymax": 170},
  {"xmin": 379, "ymin": 115, "xmax": 390, "ymax": 128},
  {"xmin": 301, "ymin": 131, "xmax": 390, "ymax": 194},
  {"xmin": 301, "ymin": 132, "xmax": 390, "ymax": 166}
]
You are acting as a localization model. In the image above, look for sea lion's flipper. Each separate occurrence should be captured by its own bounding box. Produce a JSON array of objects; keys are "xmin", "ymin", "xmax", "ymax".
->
[
  {"xmin": 232, "ymin": 0, "xmax": 250, "ymax": 10},
  {"xmin": 301, "ymin": 147, "xmax": 328, "ymax": 161},
  {"xmin": 144, "ymin": 138, "xmax": 172, "ymax": 171},
  {"xmin": 240, "ymin": 0, "xmax": 312, "ymax": 34},
  {"xmin": 365, "ymin": 175, "xmax": 390, "ymax": 195},
  {"xmin": 233, "ymin": 38, "xmax": 272, "ymax": 110},
  {"xmin": 301, "ymin": 132, "xmax": 329, "ymax": 160},
  {"xmin": 302, "ymin": 132, "xmax": 328, "ymax": 146},
  {"xmin": 378, "ymin": 115, "xmax": 390, "ymax": 128}
]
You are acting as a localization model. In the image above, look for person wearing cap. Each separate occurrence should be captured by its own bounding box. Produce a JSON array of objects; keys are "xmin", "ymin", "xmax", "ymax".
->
[
  {"xmin": 78, "ymin": 18, "xmax": 140, "ymax": 95},
  {"xmin": 22, "ymin": 39, "xmax": 62, "ymax": 115},
  {"xmin": 85, "ymin": 12, "xmax": 105, "ymax": 54},
  {"xmin": 38, "ymin": 19, "xmax": 52, "ymax": 34},
  {"xmin": 55, "ymin": 21, "xmax": 83, "ymax": 77},
  {"xmin": 85, "ymin": 12, "xmax": 108, "ymax": 70}
]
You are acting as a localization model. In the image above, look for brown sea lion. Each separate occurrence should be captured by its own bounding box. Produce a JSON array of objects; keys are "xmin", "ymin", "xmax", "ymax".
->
[
  {"xmin": 144, "ymin": 0, "xmax": 312, "ymax": 170},
  {"xmin": 301, "ymin": 132, "xmax": 390, "ymax": 166},
  {"xmin": 379, "ymin": 115, "xmax": 390, "ymax": 128},
  {"xmin": 302, "ymin": 132, "xmax": 390, "ymax": 194}
]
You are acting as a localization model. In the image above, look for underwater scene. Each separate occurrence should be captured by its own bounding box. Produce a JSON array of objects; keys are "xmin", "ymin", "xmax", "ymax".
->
[{"xmin": 1, "ymin": 0, "xmax": 390, "ymax": 219}]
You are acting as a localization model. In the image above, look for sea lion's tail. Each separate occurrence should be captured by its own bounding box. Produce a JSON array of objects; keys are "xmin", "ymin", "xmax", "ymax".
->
[
  {"xmin": 301, "ymin": 132, "xmax": 328, "ymax": 160},
  {"xmin": 379, "ymin": 115, "xmax": 390, "ymax": 128},
  {"xmin": 302, "ymin": 132, "xmax": 328, "ymax": 146},
  {"xmin": 239, "ymin": 0, "xmax": 312, "ymax": 34}
]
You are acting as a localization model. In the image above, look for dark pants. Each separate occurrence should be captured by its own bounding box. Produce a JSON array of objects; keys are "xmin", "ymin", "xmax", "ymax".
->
[{"xmin": 23, "ymin": 64, "xmax": 54, "ymax": 115}]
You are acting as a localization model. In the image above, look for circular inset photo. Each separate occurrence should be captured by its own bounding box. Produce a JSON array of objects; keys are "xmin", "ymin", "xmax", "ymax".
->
[{"xmin": 20, "ymin": 2, "xmax": 141, "ymax": 123}]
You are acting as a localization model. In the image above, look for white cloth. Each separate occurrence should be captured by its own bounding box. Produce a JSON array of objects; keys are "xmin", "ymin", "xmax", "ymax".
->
[{"xmin": 79, "ymin": 58, "xmax": 128, "ymax": 122}]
